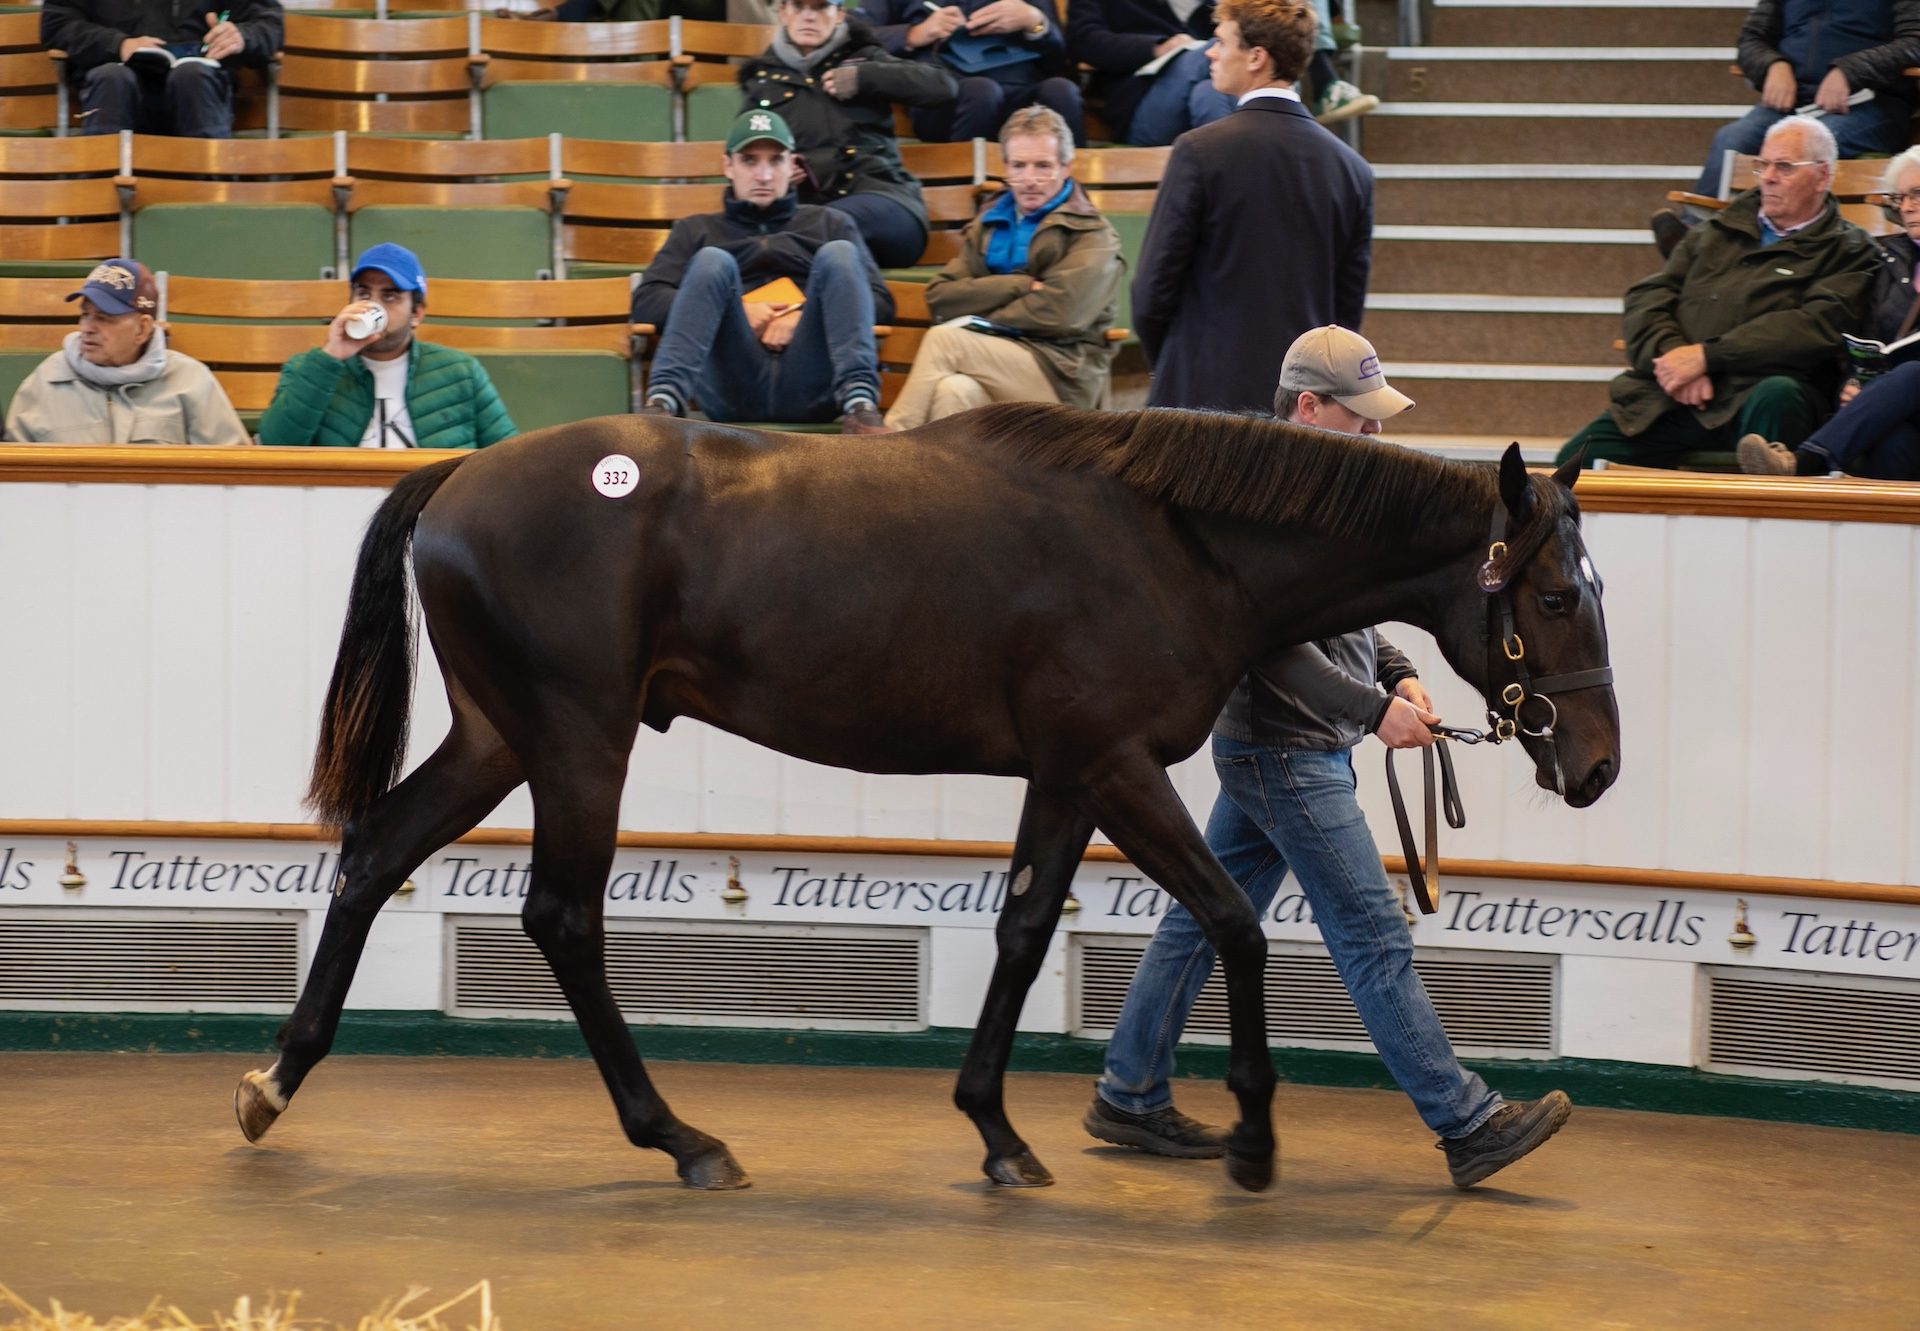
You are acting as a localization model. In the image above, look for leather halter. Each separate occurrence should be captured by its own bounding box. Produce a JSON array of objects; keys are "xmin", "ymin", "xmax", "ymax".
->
[{"xmin": 1385, "ymin": 500, "xmax": 1615, "ymax": 915}]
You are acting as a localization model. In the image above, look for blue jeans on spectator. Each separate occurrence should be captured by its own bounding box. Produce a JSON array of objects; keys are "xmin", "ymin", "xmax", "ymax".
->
[
  {"xmin": 1097, "ymin": 736, "xmax": 1501, "ymax": 1139},
  {"xmin": 910, "ymin": 74, "xmax": 1087, "ymax": 147},
  {"xmin": 81, "ymin": 61, "xmax": 234, "ymax": 138},
  {"xmin": 1800, "ymin": 359, "xmax": 1920, "ymax": 479},
  {"xmin": 1691, "ymin": 97, "xmax": 1912, "ymax": 195},
  {"xmin": 646, "ymin": 239, "xmax": 880, "ymax": 423},
  {"xmin": 826, "ymin": 193, "xmax": 927, "ymax": 270},
  {"xmin": 1122, "ymin": 44, "xmax": 1235, "ymax": 147}
]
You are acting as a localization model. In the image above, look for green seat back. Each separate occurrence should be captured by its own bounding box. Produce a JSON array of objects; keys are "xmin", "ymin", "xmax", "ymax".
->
[
  {"xmin": 0, "ymin": 349, "xmax": 49, "ymax": 426},
  {"xmin": 685, "ymin": 84, "xmax": 743, "ymax": 143},
  {"xmin": 133, "ymin": 204, "xmax": 336, "ymax": 280},
  {"xmin": 483, "ymin": 84, "xmax": 672, "ymax": 143},
  {"xmin": 1106, "ymin": 211, "xmax": 1150, "ymax": 340},
  {"xmin": 475, "ymin": 350, "xmax": 630, "ymax": 433},
  {"xmin": 350, "ymin": 207, "xmax": 552, "ymax": 280}
]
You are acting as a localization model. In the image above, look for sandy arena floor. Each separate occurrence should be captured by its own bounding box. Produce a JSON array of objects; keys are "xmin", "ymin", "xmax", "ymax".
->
[{"xmin": 1, "ymin": 1053, "xmax": 1915, "ymax": 1329}]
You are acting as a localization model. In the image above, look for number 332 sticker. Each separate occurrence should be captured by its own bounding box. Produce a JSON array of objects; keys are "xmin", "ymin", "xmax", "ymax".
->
[{"xmin": 593, "ymin": 454, "xmax": 640, "ymax": 498}]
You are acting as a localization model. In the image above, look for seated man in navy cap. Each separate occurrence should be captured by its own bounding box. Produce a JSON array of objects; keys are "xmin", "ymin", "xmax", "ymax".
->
[
  {"xmin": 4, "ymin": 258, "xmax": 247, "ymax": 445},
  {"xmin": 259, "ymin": 243, "xmax": 517, "ymax": 449},
  {"xmin": 633, "ymin": 110, "xmax": 895, "ymax": 433}
]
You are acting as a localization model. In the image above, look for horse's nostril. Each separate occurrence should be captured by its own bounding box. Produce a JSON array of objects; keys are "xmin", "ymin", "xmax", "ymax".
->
[{"xmin": 1586, "ymin": 759, "xmax": 1616, "ymax": 794}]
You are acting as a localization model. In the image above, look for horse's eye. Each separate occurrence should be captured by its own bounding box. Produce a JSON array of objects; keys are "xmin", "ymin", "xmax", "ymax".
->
[{"xmin": 1541, "ymin": 591, "xmax": 1570, "ymax": 615}]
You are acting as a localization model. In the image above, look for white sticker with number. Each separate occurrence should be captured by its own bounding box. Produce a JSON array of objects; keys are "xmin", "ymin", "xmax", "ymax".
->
[{"xmin": 593, "ymin": 455, "xmax": 640, "ymax": 498}]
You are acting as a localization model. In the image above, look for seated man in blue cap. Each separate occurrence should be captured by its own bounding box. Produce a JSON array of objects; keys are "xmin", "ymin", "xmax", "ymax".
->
[
  {"xmin": 4, "ymin": 258, "xmax": 247, "ymax": 445},
  {"xmin": 259, "ymin": 243, "xmax": 516, "ymax": 449},
  {"xmin": 632, "ymin": 110, "xmax": 895, "ymax": 434}
]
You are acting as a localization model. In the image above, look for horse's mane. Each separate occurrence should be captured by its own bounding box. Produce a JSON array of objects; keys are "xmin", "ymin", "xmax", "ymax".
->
[{"xmin": 967, "ymin": 402, "xmax": 1503, "ymax": 548}]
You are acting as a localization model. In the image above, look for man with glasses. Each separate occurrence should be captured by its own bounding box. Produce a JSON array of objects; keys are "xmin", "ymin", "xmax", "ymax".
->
[
  {"xmin": 259, "ymin": 243, "xmax": 516, "ymax": 449},
  {"xmin": 1559, "ymin": 115, "xmax": 1881, "ymax": 470},
  {"xmin": 885, "ymin": 106, "xmax": 1121, "ymax": 427}
]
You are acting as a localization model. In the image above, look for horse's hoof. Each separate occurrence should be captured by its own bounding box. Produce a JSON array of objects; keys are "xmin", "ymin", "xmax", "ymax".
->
[
  {"xmin": 233, "ymin": 1069, "xmax": 287, "ymax": 1144},
  {"xmin": 1225, "ymin": 1149, "xmax": 1275, "ymax": 1193},
  {"xmin": 984, "ymin": 1150, "xmax": 1054, "ymax": 1188},
  {"xmin": 678, "ymin": 1151, "xmax": 751, "ymax": 1191}
]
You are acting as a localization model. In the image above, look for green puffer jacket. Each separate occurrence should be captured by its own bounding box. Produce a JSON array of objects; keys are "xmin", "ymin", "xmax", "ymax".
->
[
  {"xmin": 1610, "ymin": 191, "xmax": 1882, "ymax": 436},
  {"xmin": 257, "ymin": 340, "xmax": 516, "ymax": 449}
]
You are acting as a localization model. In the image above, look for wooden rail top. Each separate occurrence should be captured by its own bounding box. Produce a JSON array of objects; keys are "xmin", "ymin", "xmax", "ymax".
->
[{"xmin": 2, "ymin": 445, "xmax": 1918, "ymax": 523}]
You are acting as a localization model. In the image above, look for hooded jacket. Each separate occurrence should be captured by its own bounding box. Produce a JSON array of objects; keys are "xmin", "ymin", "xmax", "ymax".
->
[
  {"xmin": 257, "ymin": 339, "xmax": 516, "ymax": 449},
  {"xmin": 1610, "ymin": 189, "xmax": 1881, "ymax": 436},
  {"xmin": 4, "ymin": 337, "xmax": 247, "ymax": 445},
  {"xmin": 738, "ymin": 17, "xmax": 956, "ymax": 225},
  {"xmin": 924, "ymin": 182, "xmax": 1122, "ymax": 408}
]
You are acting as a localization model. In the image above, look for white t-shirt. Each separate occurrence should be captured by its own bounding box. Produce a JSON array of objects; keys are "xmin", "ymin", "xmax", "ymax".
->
[{"xmin": 357, "ymin": 353, "xmax": 416, "ymax": 449}]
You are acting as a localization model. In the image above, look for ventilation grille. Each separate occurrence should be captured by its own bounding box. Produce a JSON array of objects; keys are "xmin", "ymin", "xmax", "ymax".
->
[
  {"xmin": 0, "ymin": 911, "xmax": 302, "ymax": 1011},
  {"xmin": 1075, "ymin": 935, "xmax": 1555, "ymax": 1055},
  {"xmin": 1707, "ymin": 969, "xmax": 1920, "ymax": 1089},
  {"xmin": 449, "ymin": 919, "xmax": 927, "ymax": 1030}
]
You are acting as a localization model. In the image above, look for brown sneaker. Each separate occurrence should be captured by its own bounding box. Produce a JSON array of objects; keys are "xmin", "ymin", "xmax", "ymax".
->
[
  {"xmin": 1737, "ymin": 433, "xmax": 1797, "ymax": 476},
  {"xmin": 1439, "ymin": 1091, "xmax": 1572, "ymax": 1188},
  {"xmin": 1083, "ymin": 1094, "xmax": 1229, "ymax": 1159},
  {"xmin": 839, "ymin": 402, "xmax": 894, "ymax": 435}
]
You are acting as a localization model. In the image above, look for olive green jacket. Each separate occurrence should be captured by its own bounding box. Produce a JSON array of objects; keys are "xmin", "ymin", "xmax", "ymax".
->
[
  {"xmin": 924, "ymin": 183, "xmax": 1124, "ymax": 409},
  {"xmin": 1610, "ymin": 190, "xmax": 1882, "ymax": 435}
]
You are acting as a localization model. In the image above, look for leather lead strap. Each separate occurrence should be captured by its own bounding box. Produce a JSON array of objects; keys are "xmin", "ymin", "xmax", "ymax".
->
[{"xmin": 1385, "ymin": 738, "xmax": 1462, "ymax": 916}]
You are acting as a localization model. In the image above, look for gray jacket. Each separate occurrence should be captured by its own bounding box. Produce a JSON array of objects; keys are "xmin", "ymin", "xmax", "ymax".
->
[{"xmin": 1213, "ymin": 628, "xmax": 1419, "ymax": 751}]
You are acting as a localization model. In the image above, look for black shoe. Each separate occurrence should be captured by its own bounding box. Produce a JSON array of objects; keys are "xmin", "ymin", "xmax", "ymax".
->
[
  {"xmin": 839, "ymin": 402, "xmax": 894, "ymax": 435},
  {"xmin": 1083, "ymin": 1094, "xmax": 1229, "ymax": 1159},
  {"xmin": 1650, "ymin": 209, "xmax": 1689, "ymax": 260},
  {"xmin": 1439, "ymin": 1090, "xmax": 1572, "ymax": 1188}
]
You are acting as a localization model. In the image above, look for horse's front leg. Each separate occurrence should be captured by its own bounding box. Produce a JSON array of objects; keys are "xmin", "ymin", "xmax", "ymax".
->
[
  {"xmin": 1085, "ymin": 759, "xmax": 1277, "ymax": 1192},
  {"xmin": 953, "ymin": 783, "xmax": 1095, "ymax": 1187},
  {"xmin": 235, "ymin": 722, "xmax": 522, "ymax": 1142}
]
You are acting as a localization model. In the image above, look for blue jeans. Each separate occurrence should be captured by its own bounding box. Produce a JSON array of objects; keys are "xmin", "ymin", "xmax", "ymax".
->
[
  {"xmin": 1122, "ymin": 44, "xmax": 1235, "ymax": 147},
  {"xmin": 1098, "ymin": 737, "xmax": 1501, "ymax": 1138},
  {"xmin": 1801, "ymin": 358, "xmax": 1920, "ymax": 479},
  {"xmin": 1691, "ymin": 98, "xmax": 1912, "ymax": 195},
  {"xmin": 646, "ymin": 239, "xmax": 880, "ymax": 422}
]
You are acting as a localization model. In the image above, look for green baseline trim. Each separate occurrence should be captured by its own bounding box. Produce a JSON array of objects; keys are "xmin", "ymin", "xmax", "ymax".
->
[{"xmin": 3, "ymin": 1012, "xmax": 1913, "ymax": 1136}]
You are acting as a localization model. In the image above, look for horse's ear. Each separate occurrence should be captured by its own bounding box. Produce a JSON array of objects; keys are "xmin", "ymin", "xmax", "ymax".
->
[
  {"xmin": 1498, "ymin": 443, "xmax": 1537, "ymax": 524},
  {"xmin": 1551, "ymin": 449, "xmax": 1585, "ymax": 491}
]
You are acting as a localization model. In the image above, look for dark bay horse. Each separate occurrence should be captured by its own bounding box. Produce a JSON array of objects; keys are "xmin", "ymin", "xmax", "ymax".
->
[{"xmin": 234, "ymin": 404, "xmax": 1620, "ymax": 1194}]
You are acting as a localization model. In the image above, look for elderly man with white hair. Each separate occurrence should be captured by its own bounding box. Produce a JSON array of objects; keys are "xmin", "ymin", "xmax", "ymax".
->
[
  {"xmin": 1559, "ymin": 114, "xmax": 1883, "ymax": 470},
  {"xmin": 1740, "ymin": 144, "xmax": 1920, "ymax": 480}
]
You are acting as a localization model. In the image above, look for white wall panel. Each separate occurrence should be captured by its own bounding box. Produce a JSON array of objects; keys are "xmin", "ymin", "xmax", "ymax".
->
[
  {"xmin": 9, "ymin": 483, "xmax": 1920, "ymax": 889},
  {"xmin": 0, "ymin": 485, "xmax": 74, "ymax": 817},
  {"xmin": 1824, "ymin": 522, "xmax": 1914, "ymax": 885}
]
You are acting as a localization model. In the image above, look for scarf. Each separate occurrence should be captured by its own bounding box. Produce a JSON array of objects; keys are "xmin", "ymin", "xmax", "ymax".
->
[
  {"xmin": 771, "ymin": 20, "xmax": 851, "ymax": 75},
  {"xmin": 63, "ymin": 327, "xmax": 168, "ymax": 389}
]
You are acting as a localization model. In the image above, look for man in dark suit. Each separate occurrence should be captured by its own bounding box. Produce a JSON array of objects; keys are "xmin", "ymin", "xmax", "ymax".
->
[{"xmin": 1130, "ymin": 0, "xmax": 1371, "ymax": 411}]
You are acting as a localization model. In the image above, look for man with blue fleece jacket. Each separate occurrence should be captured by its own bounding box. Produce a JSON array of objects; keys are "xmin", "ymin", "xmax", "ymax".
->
[{"xmin": 1692, "ymin": 0, "xmax": 1920, "ymax": 197}]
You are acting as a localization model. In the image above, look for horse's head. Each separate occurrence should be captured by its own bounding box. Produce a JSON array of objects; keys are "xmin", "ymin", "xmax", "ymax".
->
[{"xmin": 1433, "ymin": 445, "xmax": 1621, "ymax": 808}]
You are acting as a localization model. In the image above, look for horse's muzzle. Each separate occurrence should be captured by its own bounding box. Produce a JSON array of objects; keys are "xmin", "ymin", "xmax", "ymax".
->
[{"xmin": 1562, "ymin": 756, "xmax": 1617, "ymax": 809}]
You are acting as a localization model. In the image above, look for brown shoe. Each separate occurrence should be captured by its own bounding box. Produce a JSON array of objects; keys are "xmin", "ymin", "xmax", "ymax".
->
[
  {"xmin": 1737, "ymin": 432, "xmax": 1797, "ymax": 476},
  {"xmin": 839, "ymin": 402, "xmax": 894, "ymax": 435}
]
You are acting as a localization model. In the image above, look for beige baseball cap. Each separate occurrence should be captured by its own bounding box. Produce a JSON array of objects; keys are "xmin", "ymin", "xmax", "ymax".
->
[{"xmin": 1278, "ymin": 325, "xmax": 1414, "ymax": 422}]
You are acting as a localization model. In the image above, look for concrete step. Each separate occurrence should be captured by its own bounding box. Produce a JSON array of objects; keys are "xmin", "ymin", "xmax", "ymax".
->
[
  {"xmin": 1378, "ymin": 363, "xmax": 1615, "ymax": 438},
  {"xmin": 1374, "ymin": 164, "xmax": 1692, "ymax": 228},
  {"xmin": 1425, "ymin": 0, "xmax": 1751, "ymax": 47},
  {"xmin": 1361, "ymin": 103, "xmax": 1742, "ymax": 163},
  {"xmin": 1371, "ymin": 226, "xmax": 1663, "ymax": 297},
  {"xmin": 1363, "ymin": 293, "xmax": 1624, "ymax": 365},
  {"xmin": 1373, "ymin": 47, "xmax": 1741, "ymax": 104}
]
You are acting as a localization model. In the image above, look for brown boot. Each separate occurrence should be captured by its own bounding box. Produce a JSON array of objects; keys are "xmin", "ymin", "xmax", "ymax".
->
[{"xmin": 839, "ymin": 402, "xmax": 894, "ymax": 435}]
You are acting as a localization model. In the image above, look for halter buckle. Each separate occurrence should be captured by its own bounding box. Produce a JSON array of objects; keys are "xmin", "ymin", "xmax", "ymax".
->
[
  {"xmin": 1500, "ymin": 682, "xmax": 1525, "ymax": 708},
  {"xmin": 1494, "ymin": 716, "xmax": 1517, "ymax": 742},
  {"xmin": 1502, "ymin": 632, "xmax": 1525, "ymax": 662}
]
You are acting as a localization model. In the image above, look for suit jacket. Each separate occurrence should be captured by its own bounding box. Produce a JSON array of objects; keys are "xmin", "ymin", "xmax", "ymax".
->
[{"xmin": 1132, "ymin": 96, "xmax": 1372, "ymax": 411}]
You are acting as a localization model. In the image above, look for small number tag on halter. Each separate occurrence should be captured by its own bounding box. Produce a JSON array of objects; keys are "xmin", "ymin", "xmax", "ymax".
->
[
  {"xmin": 1477, "ymin": 560, "xmax": 1506, "ymax": 592},
  {"xmin": 593, "ymin": 455, "xmax": 639, "ymax": 499}
]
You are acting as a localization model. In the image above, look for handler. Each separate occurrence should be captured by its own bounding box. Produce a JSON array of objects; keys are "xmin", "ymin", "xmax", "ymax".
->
[{"xmin": 1085, "ymin": 326, "xmax": 1574, "ymax": 1189}]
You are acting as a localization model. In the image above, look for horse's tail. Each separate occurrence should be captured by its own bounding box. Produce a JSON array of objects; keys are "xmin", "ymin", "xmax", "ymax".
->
[{"xmin": 305, "ymin": 455, "xmax": 468, "ymax": 831}]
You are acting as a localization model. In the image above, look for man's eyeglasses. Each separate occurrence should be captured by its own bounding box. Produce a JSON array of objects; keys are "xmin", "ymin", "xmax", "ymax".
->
[
  {"xmin": 1754, "ymin": 158, "xmax": 1822, "ymax": 179},
  {"xmin": 1888, "ymin": 188, "xmax": 1920, "ymax": 209}
]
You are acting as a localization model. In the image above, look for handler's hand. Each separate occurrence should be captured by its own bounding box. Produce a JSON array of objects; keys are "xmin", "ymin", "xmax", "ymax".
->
[
  {"xmin": 203, "ymin": 11, "xmax": 243, "ymax": 61},
  {"xmin": 1762, "ymin": 60, "xmax": 1796, "ymax": 111},
  {"xmin": 1377, "ymin": 696, "xmax": 1441, "ymax": 749},
  {"xmin": 1395, "ymin": 677, "xmax": 1435, "ymax": 716}
]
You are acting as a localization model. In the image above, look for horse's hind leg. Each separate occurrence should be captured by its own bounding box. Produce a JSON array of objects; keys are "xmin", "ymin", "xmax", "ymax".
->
[
  {"xmin": 234, "ymin": 703, "xmax": 523, "ymax": 1143},
  {"xmin": 954, "ymin": 783, "xmax": 1094, "ymax": 1187},
  {"xmin": 1084, "ymin": 759, "xmax": 1277, "ymax": 1193},
  {"xmin": 519, "ymin": 755, "xmax": 748, "ymax": 1191}
]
